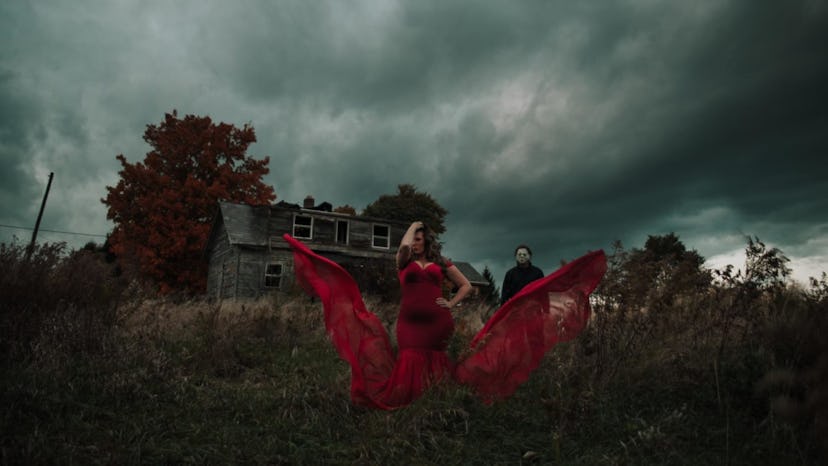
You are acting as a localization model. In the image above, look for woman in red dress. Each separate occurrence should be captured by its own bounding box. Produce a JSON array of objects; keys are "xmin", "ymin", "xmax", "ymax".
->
[
  {"xmin": 391, "ymin": 221, "xmax": 471, "ymax": 403},
  {"xmin": 284, "ymin": 221, "xmax": 606, "ymax": 410}
]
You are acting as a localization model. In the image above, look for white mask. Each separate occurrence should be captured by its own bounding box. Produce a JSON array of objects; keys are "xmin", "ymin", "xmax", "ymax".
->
[{"xmin": 515, "ymin": 248, "xmax": 531, "ymax": 265}]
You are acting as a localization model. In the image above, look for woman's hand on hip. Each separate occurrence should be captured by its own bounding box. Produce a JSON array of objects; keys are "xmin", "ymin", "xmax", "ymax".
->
[{"xmin": 436, "ymin": 297, "xmax": 451, "ymax": 308}]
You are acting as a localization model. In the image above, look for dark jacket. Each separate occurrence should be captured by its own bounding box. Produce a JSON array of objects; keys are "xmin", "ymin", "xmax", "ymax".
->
[{"xmin": 501, "ymin": 263, "xmax": 544, "ymax": 304}]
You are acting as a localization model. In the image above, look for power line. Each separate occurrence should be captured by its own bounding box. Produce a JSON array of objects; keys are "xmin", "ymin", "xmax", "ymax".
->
[{"xmin": 0, "ymin": 223, "xmax": 107, "ymax": 238}]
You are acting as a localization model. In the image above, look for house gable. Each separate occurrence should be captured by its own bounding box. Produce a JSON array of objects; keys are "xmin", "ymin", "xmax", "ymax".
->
[{"xmin": 452, "ymin": 261, "xmax": 489, "ymax": 287}]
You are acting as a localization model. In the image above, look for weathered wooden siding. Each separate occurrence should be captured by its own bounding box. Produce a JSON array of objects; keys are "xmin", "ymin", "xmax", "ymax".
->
[
  {"xmin": 265, "ymin": 249, "xmax": 295, "ymax": 292},
  {"xmin": 220, "ymin": 258, "xmax": 236, "ymax": 299},
  {"xmin": 348, "ymin": 221, "xmax": 372, "ymax": 249},
  {"xmin": 267, "ymin": 212, "xmax": 293, "ymax": 240},
  {"xmin": 235, "ymin": 248, "xmax": 264, "ymax": 298},
  {"xmin": 313, "ymin": 216, "xmax": 335, "ymax": 243},
  {"xmin": 206, "ymin": 216, "xmax": 234, "ymax": 300},
  {"xmin": 206, "ymin": 202, "xmax": 412, "ymax": 300},
  {"xmin": 266, "ymin": 208, "xmax": 405, "ymax": 253},
  {"xmin": 215, "ymin": 247, "xmax": 296, "ymax": 299}
]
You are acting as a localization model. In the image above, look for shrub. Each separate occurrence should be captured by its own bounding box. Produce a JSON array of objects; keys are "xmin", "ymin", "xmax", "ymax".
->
[{"xmin": 0, "ymin": 241, "xmax": 140, "ymax": 363}]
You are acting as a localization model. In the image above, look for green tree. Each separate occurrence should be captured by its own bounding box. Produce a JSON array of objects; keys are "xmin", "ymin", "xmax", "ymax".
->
[
  {"xmin": 621, "ymin": 233, "xmax": 712, "ymax": 308},
  {"xmin": 743, "ymin": 236, "xmax": 791, "ymax": 292},
  {"xmin": 102, "ymin": 111, "xmax": 276, "ymax": 294},
  {"xmin": 334, "ymin": 204, "xmax": 357, "ymax": 215},
  {"xmin": 362, "ymin": 184, "xmax": 448, "ymax": 235}
]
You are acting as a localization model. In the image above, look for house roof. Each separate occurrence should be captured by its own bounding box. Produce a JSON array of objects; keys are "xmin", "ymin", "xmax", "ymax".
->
[
  {"xmin": 216, "ymin": 201, "xmax": 271, "ymax": 246},
  {"xmin": 452, "ymin": 261, "xmax": 490, "ymax": 287}
]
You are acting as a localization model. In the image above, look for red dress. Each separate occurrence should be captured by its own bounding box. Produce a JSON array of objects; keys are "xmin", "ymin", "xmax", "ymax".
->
[{"xmin": 283, "ymin": 234, "xmax": 606, "ymax": 409}]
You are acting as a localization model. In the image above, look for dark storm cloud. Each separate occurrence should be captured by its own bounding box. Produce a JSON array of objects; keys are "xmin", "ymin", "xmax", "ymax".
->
[
  {"xmin": 421, "ymin": 0, "xmax": 828, "ymax": 282},
  {"xmin": 204, "ymin": 1, "xmax": 557, "ymax": 109},
  {"xmin": 0, "ymin": 0, "xmax": 825, "ymax": 284},
  {"xmin": 0, "ymin": 68, "xmax": 40, "ymax": 224}
]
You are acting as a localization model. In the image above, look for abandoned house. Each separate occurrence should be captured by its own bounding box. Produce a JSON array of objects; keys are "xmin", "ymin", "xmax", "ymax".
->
[{"xmin": 204, "ymin": 197, "xmax": 490, "ymax": 300}]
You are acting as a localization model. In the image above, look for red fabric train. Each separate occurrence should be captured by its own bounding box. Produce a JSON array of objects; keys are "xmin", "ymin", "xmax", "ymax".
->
[{"xmin": 283, "ymin": 234, "xmax": 607, "ymax": 410}]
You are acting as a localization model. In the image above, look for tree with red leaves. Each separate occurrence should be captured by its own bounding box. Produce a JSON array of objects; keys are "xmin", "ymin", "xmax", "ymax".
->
[{"xmin": 102, "ymin": 111, "xmax": 276, "ymax": 294}]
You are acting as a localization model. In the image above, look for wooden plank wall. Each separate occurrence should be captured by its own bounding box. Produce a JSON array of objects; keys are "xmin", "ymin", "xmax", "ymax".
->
[
  {"xmin": 206, "ymin": 224, "xmax": 234, "ymax": 300},
  {"xmin": 208, "ymin": 206, "xmax": 410, "ymax": 300}
]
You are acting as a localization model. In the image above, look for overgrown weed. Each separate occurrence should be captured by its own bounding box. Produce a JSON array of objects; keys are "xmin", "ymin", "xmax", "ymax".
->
[{"xmin": 1, "ymin": 236, "xmax": 826, "ymax": 464}]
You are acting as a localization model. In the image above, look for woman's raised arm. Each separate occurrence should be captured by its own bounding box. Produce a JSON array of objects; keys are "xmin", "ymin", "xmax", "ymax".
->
[{"xmin": 396, "ymin": 221, "xmax": 423, "ymax": 269}]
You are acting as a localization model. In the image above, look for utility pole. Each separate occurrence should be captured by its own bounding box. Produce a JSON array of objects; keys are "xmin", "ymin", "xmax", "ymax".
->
[{"xmin": 28, "ymin": 172, "xmax": 54, "ymax": 256}]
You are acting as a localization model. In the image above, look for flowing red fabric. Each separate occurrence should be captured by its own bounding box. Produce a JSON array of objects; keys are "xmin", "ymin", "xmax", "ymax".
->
[
  {"xmin": 453, "ymin": 249, "xmax": 607, "ymax": 403},
  {"xmin": 283, "ymin": 234, "xmax": 606, "ymax": 409}
]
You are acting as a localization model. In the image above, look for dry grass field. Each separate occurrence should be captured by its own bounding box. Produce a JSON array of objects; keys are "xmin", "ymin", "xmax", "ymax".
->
[{"xmin": 1, "ymin": 240, "xmax": 826, "ymax": 464}]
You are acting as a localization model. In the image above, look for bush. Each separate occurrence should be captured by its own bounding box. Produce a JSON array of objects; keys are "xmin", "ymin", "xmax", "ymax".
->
[
  {"xmin": 0, "ymin": 241, "xmax": 140, "ymax": 363},
  {"xmin": 2, "ymin": 235, "xmax": 825, "ymax": 464}
]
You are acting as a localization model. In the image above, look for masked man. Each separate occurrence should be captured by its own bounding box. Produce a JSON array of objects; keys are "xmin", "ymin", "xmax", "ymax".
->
[{"xmin": 501, "ymin": 244, "xmax": 544, "ymax": 304}]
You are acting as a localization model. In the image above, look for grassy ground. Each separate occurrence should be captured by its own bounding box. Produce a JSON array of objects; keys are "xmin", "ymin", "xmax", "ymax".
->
[
  {"xmin": 1, "ymin": 241, "xmax": 824, "ymax": 464},
  {"xmin": 1, "ymin": 295, "xmax": 821, "ymax": 465}
]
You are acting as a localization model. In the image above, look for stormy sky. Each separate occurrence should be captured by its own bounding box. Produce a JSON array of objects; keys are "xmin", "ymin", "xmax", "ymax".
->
[{"xmin": 2, "ymin": 0, "xmax": 826, "ymax": 288}]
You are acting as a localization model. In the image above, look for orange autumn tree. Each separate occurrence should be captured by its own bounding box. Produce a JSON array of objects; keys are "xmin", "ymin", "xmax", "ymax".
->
[{"xmin": 102, "ymin": 111, "xmax": 276, "ymax": 294}]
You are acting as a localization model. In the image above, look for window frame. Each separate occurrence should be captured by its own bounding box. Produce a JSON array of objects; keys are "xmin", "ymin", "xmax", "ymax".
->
[
  {"xmin": 371, "ymin": 223, "xmax": 391, "ymax": 249},
  {"xmin": 264, "ymin": 262, "xmax": 284, "ymax": 289},
  {"xmin": 293, "ymin": 214, "xmax": 314, "ymax": 239},
  {"xmin": 335, "ymin": 219, "xmax": 349, "ymax": 245}
]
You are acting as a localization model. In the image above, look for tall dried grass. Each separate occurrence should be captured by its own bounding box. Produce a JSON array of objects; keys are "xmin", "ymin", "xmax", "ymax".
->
[{"xmin": 2, "ymin": 237, "xmax": 826, "ymax": 463}]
